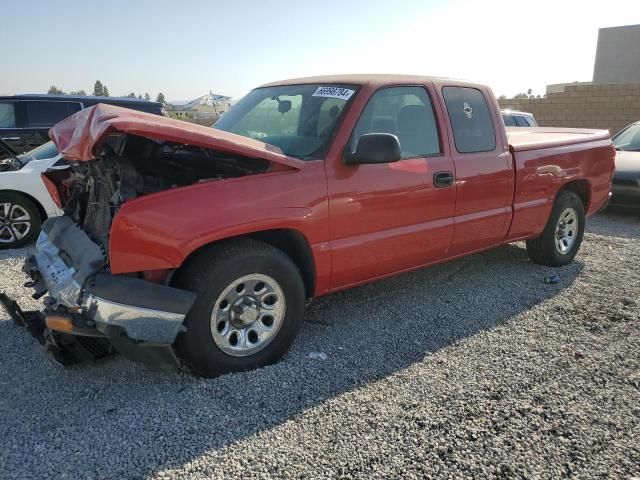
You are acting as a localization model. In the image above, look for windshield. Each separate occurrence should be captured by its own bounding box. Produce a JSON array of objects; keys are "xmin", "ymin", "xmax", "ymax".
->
[
  {"xmin": 214, "ymin": 84, "xmax": 358, "ymax": 159},
  {"xmin": 18, "ymin": 141, "xmax": 60, "ymax": 163},
  {"xmin": 613, "ymin": 123, "xmax": 640, "ymax": 151}
]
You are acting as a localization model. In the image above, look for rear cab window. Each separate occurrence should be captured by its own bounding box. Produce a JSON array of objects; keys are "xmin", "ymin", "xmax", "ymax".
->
[
  {"xmin": 442, "ymin": 87, "xmax": 496, "ymax": 153},
  {"xmin": 514, "ymin": 115, "xmax": 529, "ymax": 127},
  {"xmin": 502, "ymin": 114, "xmax": 517, "ymax": 127}
]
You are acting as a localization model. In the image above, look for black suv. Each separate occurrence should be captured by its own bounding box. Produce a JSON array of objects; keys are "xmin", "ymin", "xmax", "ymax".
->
[{"xmin": 0, "ymin": 95, "xmax": 166, "ymax": 155}]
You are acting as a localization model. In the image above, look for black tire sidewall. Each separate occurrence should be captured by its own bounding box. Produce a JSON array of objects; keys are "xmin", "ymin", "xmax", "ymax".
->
[
  {"xmin": 0, "ymin": 192, "xmax": 42, "ymax": 249},
  {"xmin": 542, "ymin": 191, "xmax": 585, "ymax": 266},
  {"xmin": 174, "ymin": 244, "xmax": 306, "ymax": 377}
]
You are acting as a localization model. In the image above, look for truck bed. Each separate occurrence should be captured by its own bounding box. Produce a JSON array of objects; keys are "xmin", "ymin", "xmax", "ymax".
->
[{"xmin": 506, "ymin": 127, "xmax": 611, "ymax": 152}]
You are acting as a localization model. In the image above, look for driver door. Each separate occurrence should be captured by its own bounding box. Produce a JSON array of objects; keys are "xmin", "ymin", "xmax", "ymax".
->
[{"xmin": 326, "ymin": 85, "xmax": 456, "ymax": 289}]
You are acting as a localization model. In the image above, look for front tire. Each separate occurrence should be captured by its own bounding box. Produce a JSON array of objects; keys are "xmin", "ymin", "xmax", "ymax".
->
[
  {"xmin": 172, "ymin": 239, "xmax": 306, "ymax": 378},
  {"xmin": 526, "ymin": 190, "xmax": 585, "ymax": 266},
  {"xmin": 0, "ymin": 192, "xmax": 42, "ymax": 249}
]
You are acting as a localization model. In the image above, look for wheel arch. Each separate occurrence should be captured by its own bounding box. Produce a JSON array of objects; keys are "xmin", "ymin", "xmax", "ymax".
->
[
  {"xmin": 558, "ymin": 180, "xmax": 591, "ymax": 211},
  {"xmin": 175, "ymin": 228, "xmax": 317, "ymax": 298},
  {"xmin": 0, "ymin": 189, "xmax": 48, "ymax": 223}
]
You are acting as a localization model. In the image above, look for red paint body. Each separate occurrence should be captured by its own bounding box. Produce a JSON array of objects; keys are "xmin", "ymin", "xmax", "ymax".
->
[{"xmin": 53, "ymin": 75, "xmax": 615, "ymax": 297}]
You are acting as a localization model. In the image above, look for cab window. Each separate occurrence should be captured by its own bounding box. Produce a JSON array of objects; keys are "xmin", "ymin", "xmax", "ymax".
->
[
  {"xmin": 0, "ymin": 103, "xmax": 16, "ymax": 128},
  {"xmin": 502, "ymin": 114, "xmax": 517, "ymax": 127},
  {"xmin": 443, "ymin": 87, "xmax": 496, "ymax": 153},
  {"xmin": 514, "ymin": 115, "xmax": 529, "ymax": 127},
  {"xmin": 24, "ymin": 101, "xmax": 82, "ymax": 128},
  {"xmin": 350, "ymin": 86, "xmax": 440, "ymax": 159}
]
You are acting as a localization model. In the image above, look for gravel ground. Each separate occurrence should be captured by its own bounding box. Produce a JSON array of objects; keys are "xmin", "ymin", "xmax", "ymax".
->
[{"xmin": 0, "ymin": 210, "xmax": 639, "ymax": 479}]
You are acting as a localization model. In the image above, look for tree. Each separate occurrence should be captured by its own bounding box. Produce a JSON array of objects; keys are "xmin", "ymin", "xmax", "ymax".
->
[
  {"xmin": 93, "ymin": 80, "xmax": 104, "ymax": 96},
  {"xmin": 527, "ymin": 88, "xmax": 533, "ymax": 96},
  {"xmin": 126, "ymin": 92, "xmax": 136, "ymax": 98},
  {"xmin": 498, "ymin": 94, "xmax": 507, "ymax": 100},
  {"xmin": 69, "ymin": 90, "xmax": 87, "ymax": 96},
  {"xmin": 144, "ymin": 93, "xmax": 151, "ymax": 101},
  {"xmin": 138, "ymin": 94, "xmax": 143, "ymax": 99},
  {"xmin": 513, "ymin": 92, "xmax": 529, "ymax": 99},
  {"xmin": 48, "ymin": 85, "xmax": 65, "ymax": 95},
  {"xmin": 156, "ymin": 92, "xmax": 166, "ymax": 104},
  {"xmin": 103, "ymin": 85, "xmax": 109, "ymax": 97}
]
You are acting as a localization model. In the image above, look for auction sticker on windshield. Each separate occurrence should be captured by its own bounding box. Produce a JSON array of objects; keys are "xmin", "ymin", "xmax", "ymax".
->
[{"xmin": 312, "ymin": 86, "xmax": 355, "ymax": 101}]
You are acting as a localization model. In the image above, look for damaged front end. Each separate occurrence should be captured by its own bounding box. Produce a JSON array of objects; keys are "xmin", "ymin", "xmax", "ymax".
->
[
  {"xmin": 1, "ymin": 104, "xmax": 303, "ymax": 369},
  {"xmin": 2, "ymin": 215, "xmax": 196, "ymax": 367}
]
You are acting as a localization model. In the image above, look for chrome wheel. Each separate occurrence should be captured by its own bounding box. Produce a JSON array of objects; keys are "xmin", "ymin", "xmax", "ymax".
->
[
  {"xmin": 555, "ymin": 207, "xmax": 578, "ymax": 254},
  {"xmin": 0, "ymin": 203, "xmax": 31, "ymax": 244},
  {"xmin": 210, "ymin": 273, "xmax": 286, "ymax": 357}
]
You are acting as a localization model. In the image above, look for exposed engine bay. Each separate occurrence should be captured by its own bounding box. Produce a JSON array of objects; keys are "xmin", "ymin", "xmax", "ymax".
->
[
  {"xmin": 56, "ymin": 134, "xmax": 271, "ymax": 251},
  {"xmin": 0, "ymin": 158, "xmax": 20, "ymax": 172}
]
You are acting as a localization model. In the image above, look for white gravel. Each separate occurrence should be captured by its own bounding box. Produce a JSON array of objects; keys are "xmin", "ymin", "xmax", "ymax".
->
[{"xmin": 0, "ymin": 210, "xmax": 639, "ymax": 479}]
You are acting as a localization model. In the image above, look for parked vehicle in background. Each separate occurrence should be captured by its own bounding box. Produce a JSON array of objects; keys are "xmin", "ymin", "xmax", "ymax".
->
[
  {"xmin": 1, "ymin": 75, "xmax": 615, "ymax": 377},
  {"xmin": 501, "ymin": 109, "xmax": 538, "ymax": 127},
  {"xmin": 610, "ymin": 121, "xmax": 640, "ymax": 209},
  {"xmin": 0, "ymin": 95, "xmax": 166, "ymax": 157},
  {"xmin": 0, "ymin": 140, "xmax": 63, "ymax": 248}
]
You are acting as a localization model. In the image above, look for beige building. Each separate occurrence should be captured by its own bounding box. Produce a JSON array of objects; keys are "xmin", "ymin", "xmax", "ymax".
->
[
  {"xmin": 498, "ymin": 24, "xmax": 640, "ymax": 134},
  {"xmin": 593, "ymin": 24, "xmax": 640, "ymax": 84}
]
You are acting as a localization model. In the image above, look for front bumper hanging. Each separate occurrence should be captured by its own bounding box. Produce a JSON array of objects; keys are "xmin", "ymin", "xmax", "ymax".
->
[
  {"xmin": 2, "ymin": 216, "xmax": 197, "ymax": 368},
  {"xmin": 0, "ymin": 292, "xmax": 113, "ymax": 365}
]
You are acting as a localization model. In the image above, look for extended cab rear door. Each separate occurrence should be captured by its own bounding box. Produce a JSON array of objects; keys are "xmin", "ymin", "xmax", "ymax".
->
[
  {"xmin": 326, "ymin": 83, "xmax": 456, "ymax": 289},
  {"xmin": 437, "ymin": 85, "xmax": 514, "ymax": 255}
]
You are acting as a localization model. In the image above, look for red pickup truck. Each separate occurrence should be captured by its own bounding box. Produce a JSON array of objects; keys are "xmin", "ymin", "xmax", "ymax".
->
[{"xmin": 1, "ymin": 75, "xmax": 615, "ymax": 377}]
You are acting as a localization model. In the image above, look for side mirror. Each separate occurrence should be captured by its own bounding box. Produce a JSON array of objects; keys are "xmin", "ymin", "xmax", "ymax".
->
[{"xmin": 345, "ymin": 133, "xmax": 402, "ymax": 165}]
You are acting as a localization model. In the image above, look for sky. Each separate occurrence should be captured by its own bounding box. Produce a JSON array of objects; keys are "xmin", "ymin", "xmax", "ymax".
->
[{"xmin": 2, "ymin": 0, "xmax": 639, "ymax": 102}]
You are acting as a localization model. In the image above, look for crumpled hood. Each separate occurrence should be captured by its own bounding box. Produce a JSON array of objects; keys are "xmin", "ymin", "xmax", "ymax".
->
[{"xmin": 49, "ymin": 103, "xmax": 305, "ymax": 170}]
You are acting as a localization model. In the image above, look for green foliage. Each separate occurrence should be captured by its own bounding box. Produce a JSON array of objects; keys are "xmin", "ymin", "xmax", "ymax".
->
[
  {"xmin": 156, "ymin": 92, "xmax": 166, "ymax": 104},
  {"xmin": 93, "ymin": 80, "xmax": 104, "ymax": 96},
  {"xmin": 126, "ymin": 92, "xmax": 136, "ymax": 98},
  {"xmin": 48, "ymin": 85, "xmax": 65, "ymax": 95},
  {"xmin": 93, "ymin": 80, "xmax": 109, "ymax": 97},
  {"xmin": 69, "ymin": 90, "xmax": 87, "ymax": 96},
  {"xmin": 512, "ymin": 88, "xmax": 539, "ymax": 99},
  {"xmin": 144, "ymin": 93, "xmax": 151, "ymax": 101}
]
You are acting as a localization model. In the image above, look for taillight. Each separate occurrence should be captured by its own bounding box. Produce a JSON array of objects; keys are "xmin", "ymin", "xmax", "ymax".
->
[{"xmin": 41, "ymin": 174, "xmax": 63, "ymax": 209}]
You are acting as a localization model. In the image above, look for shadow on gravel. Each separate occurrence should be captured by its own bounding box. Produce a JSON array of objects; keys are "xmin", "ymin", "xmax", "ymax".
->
[{"xmin": 0, "ymin": 243, "xmax": 584, "ymax": 478}]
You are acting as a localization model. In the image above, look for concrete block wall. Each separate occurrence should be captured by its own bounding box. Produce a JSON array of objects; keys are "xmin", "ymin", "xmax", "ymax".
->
[{"xmin": 498, "ymin": 83, "xmax": 640, "ymax": 135}]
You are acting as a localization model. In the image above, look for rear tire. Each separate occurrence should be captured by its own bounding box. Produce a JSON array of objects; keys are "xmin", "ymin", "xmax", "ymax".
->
[
  {"xmin": 172, "ymin": 239, "xmax": 306, "ymax": 378},
  {"xmin": 526, "ymin": 190, "xmax": 585, "ymax": 267},
  {"xmin": 0, "ymin": 192, "xmax": 42, "ymax": 249}
]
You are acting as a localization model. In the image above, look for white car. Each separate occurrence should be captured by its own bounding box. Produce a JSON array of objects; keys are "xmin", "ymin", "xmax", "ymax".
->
[{"xmin": 0, "ymin": 141, "xmax": 64, "ymax": 249}]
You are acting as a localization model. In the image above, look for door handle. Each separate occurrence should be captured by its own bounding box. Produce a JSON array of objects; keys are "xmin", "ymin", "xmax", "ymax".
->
[{"xmin": 433, "ymin": 171, "xmax": 454, "ymax": 188}]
